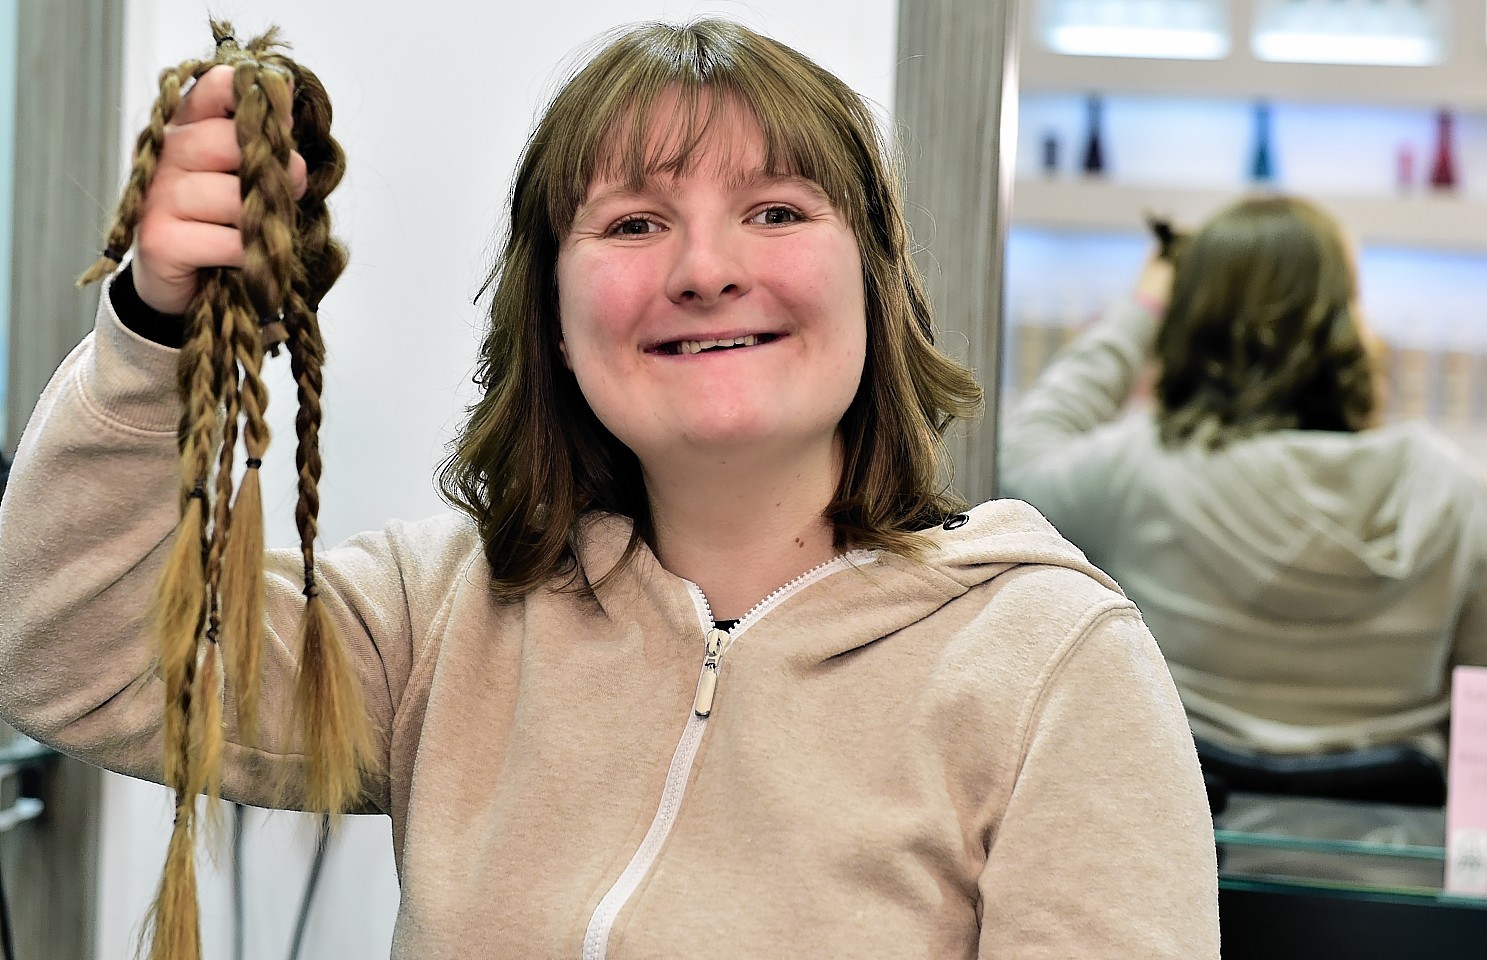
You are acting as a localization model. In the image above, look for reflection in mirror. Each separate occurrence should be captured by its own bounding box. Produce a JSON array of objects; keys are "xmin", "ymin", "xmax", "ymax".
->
[{"xmin": 1000, "ymin": 0, "xmax": 1487, "ymax": 898}]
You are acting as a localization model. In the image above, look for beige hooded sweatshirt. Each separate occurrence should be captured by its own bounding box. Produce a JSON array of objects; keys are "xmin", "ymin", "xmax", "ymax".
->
[
  {"xmin": 1002, "ymin": 298, "xmax": 1487, "ymax": 759},
  {"xmin": 0, "ymin": 279, "xmax": 1219, "ymax": 959}
]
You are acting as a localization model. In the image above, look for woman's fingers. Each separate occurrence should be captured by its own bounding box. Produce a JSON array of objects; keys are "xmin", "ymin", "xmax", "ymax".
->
[
  {"xmin": 170, "ymin": 64, "xmax": 237, "ymax": 125},
  {"xmin": 133, "ymin": 219, "xmax": 246, "ymax": 314},
  {"xmin": 136, "ymin": 219, "xmax": 245, "ymax": 272},
  {"xmin": 162, "ymin": 117, "xmax": 241, "ymax": 173},
  {"xmin": 288, "ymin": 150, "xmax": 308, "ymax": 200},
  {"xmin": 161, "ymin": 118, "xmax": 310, "ymax": 197},
  {"xmin": 131, "ymin": 61, "xmax": 310, "ymax": 313},
  {"xmin": 159, "ymin": 171, "xmax": 243, "ymax": 227}
]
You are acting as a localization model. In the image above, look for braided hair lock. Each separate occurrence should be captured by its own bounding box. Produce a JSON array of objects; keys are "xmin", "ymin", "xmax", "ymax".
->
[{"xmin": 79, "ymin": 21, "xmax": 375, "ymax": 960}]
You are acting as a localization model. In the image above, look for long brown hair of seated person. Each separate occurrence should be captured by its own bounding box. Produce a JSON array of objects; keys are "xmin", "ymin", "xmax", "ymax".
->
[
  {"xmin": 77, "ymin": 21, "xmax": 375, "ymax": 960},
  {"xmin": 1155, "ymin": 195, "xmax": 1379, "ymax": 449}
]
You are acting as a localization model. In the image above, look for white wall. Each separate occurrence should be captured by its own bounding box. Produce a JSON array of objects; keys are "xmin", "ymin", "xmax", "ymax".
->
[{"xmin": 102, "ymin": 2, "xmax": 899, "ymax": 957}]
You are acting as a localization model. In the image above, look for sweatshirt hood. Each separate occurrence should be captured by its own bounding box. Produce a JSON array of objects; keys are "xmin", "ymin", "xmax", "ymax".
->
[
  {"xmin": 1149, "ymin": 423, "xmax": 1473, "ymax": 620},
  {"xmin": 913, "ymin": 498, "xmax": 1119, "ymax": 594},
  {"xmin": 576, "ymin": 499, "xmax": 1120, "ymax": 664},
  {"xmin": 796, "ymin": 498, "xmax": 1122, "ymax": 663}
]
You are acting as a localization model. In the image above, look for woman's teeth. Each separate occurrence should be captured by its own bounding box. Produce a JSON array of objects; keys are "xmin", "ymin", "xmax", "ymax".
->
[{"xmin": 676, "ymin": 334, "xmax": 760, "ymax": 355}]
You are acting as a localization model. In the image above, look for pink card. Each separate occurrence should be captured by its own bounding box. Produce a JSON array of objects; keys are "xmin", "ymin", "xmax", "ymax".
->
[{"xmin": 1446, "ymin": 665, "xmax": 1487, "ymax": 896}]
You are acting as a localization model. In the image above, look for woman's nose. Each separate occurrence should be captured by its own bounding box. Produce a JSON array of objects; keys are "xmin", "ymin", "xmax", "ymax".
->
[{"xmin": 665, "ymin": 225, "xmax": 750, "ymax": 305}]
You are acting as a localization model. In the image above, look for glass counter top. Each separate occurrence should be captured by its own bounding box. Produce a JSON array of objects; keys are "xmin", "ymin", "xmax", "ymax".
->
[
  {"xmin": 0, "ymin": 732, "xmax": 57, "ymax": 770},
  {"xmin": 1215, "ymin": 791, "xmax": 1486, "ymax": 907}
]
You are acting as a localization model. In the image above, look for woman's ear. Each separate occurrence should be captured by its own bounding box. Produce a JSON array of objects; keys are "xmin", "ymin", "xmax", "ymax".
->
[{"xmin": 558, "ymin": 339, "xmax": 572, "ymax": 370}]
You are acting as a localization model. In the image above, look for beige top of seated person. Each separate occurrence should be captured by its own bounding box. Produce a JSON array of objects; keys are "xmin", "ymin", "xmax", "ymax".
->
[{"xmin": 1003, "ymin": 295, "xmax": 1487, "ymax": 759}]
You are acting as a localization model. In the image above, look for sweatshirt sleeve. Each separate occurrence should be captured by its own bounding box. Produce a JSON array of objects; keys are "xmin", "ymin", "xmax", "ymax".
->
[
  {"xmin": 999, "ymin": 299, "xmax": 1159, "ymax": 555},
  {"xmin": 976, "ymin": 606, "xmax": 1221, "ymax": 959},
  {"xmin": 0, "ymin": 273, "xmax": 439, "ymax": 814}
]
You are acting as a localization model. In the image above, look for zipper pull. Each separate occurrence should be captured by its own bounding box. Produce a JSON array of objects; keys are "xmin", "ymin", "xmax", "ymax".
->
[{"xmin": 691, "ymin": 628, "xmax": 729, "ymax": 718}]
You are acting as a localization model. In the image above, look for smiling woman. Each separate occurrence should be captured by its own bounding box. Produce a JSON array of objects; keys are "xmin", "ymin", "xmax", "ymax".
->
[
  {"xmin": 444, "ymin": 27, "xmax": 983, "ymax": 607},
  {"xmin": 0, "ymin": 16, "xmax": 1219, "ymax": 960}
]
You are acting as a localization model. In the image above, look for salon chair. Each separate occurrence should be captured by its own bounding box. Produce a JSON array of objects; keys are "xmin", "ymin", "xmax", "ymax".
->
[{"xmin": 1195, "ymin": 738, "xmax": 1447, "ymax": 813}]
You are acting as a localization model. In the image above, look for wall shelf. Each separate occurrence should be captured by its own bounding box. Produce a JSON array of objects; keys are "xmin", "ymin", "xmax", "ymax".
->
[
  {"xmin": 1011, "ymin": 177, "xmax": 1487, "ymax": 253},
  {"xmin": 1019, "ymin": 1, "xmax": 1487, "ymax": 110}
]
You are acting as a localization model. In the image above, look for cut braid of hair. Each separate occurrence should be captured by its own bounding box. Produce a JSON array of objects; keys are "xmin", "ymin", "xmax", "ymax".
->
[
  {"xmin": 286, "ymin": 292, "xmax": 372, "ymax": 814},
  {"xmin": 272, "ymin": 53, "xmax": 372, "ymax": 815},
  {"xmin": 218, "ymin": 52, "xmax": 297, "ymax": 753},
  {"xmin": 146, "ymin": 286, "xmax": 218, "ymax": 960},
  {"xmin": 192, "ymin": 273, "xmax": 240, "ymax": 815},
  {"xmin": 77, "ymin": 20, "xmax": 375, "ymax": 960},
  {"xmin": 78, "ymin": 59, "xmax": 203, "ymax": 286}
]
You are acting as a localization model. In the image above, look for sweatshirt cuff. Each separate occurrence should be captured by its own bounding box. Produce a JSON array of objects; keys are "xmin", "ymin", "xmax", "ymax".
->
[
  {"xmin": 83, "ymin": 269, "xmax": 184, "ymax": 434},
  {"xmin": 110, "ymin": 263, "xmax": 186, "ymax": 348}
]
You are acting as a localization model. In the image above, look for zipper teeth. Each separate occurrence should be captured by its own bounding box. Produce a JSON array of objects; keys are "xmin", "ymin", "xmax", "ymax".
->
[
  {"xmin": 730, "ymin": 549, "xmax": 878, "ymax": 640},
  {"xmin": 580, "ymin": 712, "xmax": 708, "ymax": 960},
  {"xmin": 579, "ymin": 550, "xmax": 879, "ymax": 960}
]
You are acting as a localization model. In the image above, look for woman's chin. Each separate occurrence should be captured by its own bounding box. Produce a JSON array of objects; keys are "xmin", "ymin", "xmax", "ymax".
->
[{"xmin": 631, "ymin": 420, "xmax": 838, "ymax": 466}]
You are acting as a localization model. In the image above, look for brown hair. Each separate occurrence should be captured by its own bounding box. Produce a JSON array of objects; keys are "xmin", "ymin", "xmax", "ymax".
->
[
  {"xmin": 438, "ymin": 19, "xmax": 983, "ymax": 600},
  {"xmin": 80, "ymin": 22, "xmax": 373, "ymax": 960},
  {"xmin": 1155, "ymin": 195, "xmax": 1378, "ymax": 448}
]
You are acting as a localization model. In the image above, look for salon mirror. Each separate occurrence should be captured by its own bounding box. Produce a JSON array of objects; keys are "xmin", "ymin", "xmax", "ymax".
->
[{"xmin": 992, "ymin": 0, "xmax": 1487, "ymax": 949}]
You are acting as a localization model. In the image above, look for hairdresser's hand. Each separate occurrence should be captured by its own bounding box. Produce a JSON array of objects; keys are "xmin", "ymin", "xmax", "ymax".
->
[
  {"xmin": 1134, "ymin": 251, "xmax": 1175, "ymax": 315},
  {"xmin": 133, "ymin": 64, "xmax": 309, "ymax": 315}
]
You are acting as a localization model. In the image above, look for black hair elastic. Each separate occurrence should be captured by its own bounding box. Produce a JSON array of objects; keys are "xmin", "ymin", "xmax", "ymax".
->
[
  {"xmin": 245, "ymin": 458, "xmax": 263, "ymax": 469},
  {"xmin": 216, "ymin": 34, "xmax": 236, "ymax": 47},
  {"xmin": 102, "ymin": 245, "xmax": 127, "ymax": 262},
  {"xmin": 188, "ymin": 483, "xmax": 207, "ymax": 500},
  {"xmin": 302, "ymin": 568, "xmax": 319, "ymax": 598}
]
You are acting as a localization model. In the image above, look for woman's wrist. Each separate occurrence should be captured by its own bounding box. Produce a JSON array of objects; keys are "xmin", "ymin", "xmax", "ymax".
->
[
  {"xmin": 110, "ymin": 264, "xmax": 186, "ymax": 348},
  {"xmin": 1132, "ymin": 290, "xmax": 1166, "ymax": 317}
]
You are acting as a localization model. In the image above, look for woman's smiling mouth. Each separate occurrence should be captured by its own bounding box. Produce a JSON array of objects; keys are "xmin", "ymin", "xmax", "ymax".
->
[{"xmin": 653, "ymin": 333, "xmax": 782, "ymax": 355}]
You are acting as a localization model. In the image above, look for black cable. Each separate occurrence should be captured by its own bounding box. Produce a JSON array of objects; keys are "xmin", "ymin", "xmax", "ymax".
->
[
  {"xmin": 286, "ymin": 813, "xmax": 333, "ymax": 960},
  {"xmin": 0, "ymin": 855, "xmax": 17, "ymax": 960},
  {"xmin": 232, "ymin": 803, "xmax": 247, "ymax": 960}
]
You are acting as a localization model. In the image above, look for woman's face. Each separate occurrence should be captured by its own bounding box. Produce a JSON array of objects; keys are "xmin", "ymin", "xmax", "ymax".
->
[{"xmin": 555, "ymin": 97, "xmax": 867, "ymax": 475}]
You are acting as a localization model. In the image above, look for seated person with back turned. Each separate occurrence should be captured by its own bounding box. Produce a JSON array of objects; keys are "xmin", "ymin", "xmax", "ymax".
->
[{"xmin": 1002, "ymin": 195, "xmax": 1487, "ymax": 805}]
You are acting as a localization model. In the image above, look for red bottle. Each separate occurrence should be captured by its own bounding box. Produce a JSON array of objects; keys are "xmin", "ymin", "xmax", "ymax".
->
[
  {"xmin": 1429, "ymin": 109, "xmax": 1458, "ymax": 191},
  {"xmin": 1397, "ymin": 143, "xmax": 1415, "ymax": 193}
]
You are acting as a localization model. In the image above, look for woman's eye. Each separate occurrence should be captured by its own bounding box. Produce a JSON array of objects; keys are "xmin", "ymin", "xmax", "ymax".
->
[
  {"xmin": 609, "ymin": 217, "xmax": 660, "ymax": 237},
  {"xmin": 750, "ymin": 206, "xmax": 801, "ymax": 226}
]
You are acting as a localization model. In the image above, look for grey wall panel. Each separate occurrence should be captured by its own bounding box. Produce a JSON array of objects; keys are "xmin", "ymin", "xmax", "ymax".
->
[{"xmin": 895, "ymin": 0, "xmax": 1020, "ymax": 503}]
